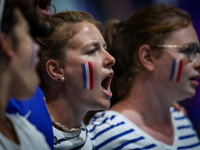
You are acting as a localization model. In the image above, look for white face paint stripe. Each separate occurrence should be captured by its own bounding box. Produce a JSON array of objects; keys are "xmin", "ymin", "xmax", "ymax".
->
[
  {"xmin": 173, "ymin": 59, "xmax": 180, "ymax": 82},
  {"xmin": 175, "ymin": 59, "xmax": 183, "ymax": 82},
  {"xmin": 81, "ymin": 62, "xmax": 93, "ymax": 90},
  {"xmin": 85, "ymin": 62, "xmax": 90, "ymax": 90},
  {"xmin": 169, "ymin": 58, "xmax": 183, "ymax": 83}
]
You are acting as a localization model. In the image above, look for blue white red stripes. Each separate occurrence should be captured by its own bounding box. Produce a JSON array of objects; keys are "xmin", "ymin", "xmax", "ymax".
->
[
  {"xmin": 169, "ymin": 58, "xmax": 183, "ymax": 82},
  {"xmin": 30, "ymin": 41, "xmax": 37, "ymax": 70},
  {"xmin": 81, "ymin": 62, "xmax": 93, "ymax": 90}
]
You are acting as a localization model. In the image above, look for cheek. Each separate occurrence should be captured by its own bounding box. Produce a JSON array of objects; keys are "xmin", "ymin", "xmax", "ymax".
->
[
  {"xmin": 169, "ymin": 58, "xmax": 183, "ymax": 83},
  {"xmin": 81, "ymin": 61, "xmax": 94, "ymax": 90}
]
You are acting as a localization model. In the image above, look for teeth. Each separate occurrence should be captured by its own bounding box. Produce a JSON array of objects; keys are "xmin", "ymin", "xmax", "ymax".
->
[{"xmin": 105, "ymin": 89, "xmax": 110, "ymax": 93}]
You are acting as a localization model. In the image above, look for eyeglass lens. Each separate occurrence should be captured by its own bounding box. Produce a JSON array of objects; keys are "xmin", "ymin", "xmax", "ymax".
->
[{"xmin": 188, "ymin": 43, "xmax": 200, "ymax": 61}]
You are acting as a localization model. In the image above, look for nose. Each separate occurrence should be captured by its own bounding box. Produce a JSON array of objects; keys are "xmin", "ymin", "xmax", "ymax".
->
[
  {"xmin": 103, "ymin": 50, "xmax": 115, "ymax": 68},
  {"xmin": 194, "ymin": 53, "xmax": 200, "ymax": 71}
]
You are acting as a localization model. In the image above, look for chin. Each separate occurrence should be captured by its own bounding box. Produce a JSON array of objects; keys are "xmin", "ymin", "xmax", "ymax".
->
[
  {"xmin": 187, "ymin": 92, "xmax": 196, "ymax": 99},
  {"xmin": 178, "ymin": 90, "xmax": 196, "ymax": 101},
  {"xmin": 99, "ymin": 100, "xmax": 111, "ymax": 110},
  {"xmin": 187, "ymin": 88, "xmax": 196, "ymax": 98}
]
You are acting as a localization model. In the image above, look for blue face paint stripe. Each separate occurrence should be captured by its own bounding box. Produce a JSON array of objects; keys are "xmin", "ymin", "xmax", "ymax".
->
[
  {"xmin": 81, "ymin": 63, "xmax": 87, "ymax": 89},
  {"xmin": 169, "ymin": 58, "xmax": 176, "ymax": 81},
  {"xmin": 29, "ymin": 41, "xmax": 37, "ymax": 69}
]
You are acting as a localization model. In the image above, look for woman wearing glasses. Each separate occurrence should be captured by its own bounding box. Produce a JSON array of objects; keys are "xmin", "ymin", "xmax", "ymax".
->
[{"xmin": 87, "ymin": 3, "xmax": 200, "ymax": 150}]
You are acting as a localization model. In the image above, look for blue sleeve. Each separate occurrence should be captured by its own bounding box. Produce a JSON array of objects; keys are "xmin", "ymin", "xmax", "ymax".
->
[{"xmin": 6, "ymin": 86, "xmax": 54, "ymax": 150}]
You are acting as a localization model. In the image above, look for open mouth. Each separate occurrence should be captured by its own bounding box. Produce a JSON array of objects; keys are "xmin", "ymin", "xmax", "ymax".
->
[
  {"xmin": 189, "ymin": 76, "xmax": 199, "ymax": 81},
  {"xmin": 38, "ymin": 0, "xmax": 51, "ymax": 16},
  {"xmin": 189, "ymin": 75, "xmax": 200, "ymax": 87},
  {"xmin": 101, "ymin": 73, "xmax": 114, "ymax": 95}
]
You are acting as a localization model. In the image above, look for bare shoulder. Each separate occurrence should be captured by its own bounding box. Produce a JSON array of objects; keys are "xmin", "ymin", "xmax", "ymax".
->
[{"xmin": 110, "ymin": 102, "xmax": 144, "ymax": 127}]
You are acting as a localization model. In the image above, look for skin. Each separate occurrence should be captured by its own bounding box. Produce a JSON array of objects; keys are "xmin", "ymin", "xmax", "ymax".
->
[
  {"xmin": 153, "ymin": 24, "xmax": 200, "ymax": 102},
  {"xmin": 9, "ymin": 12, "xmax": 40, "ymax": 99},
  {"xmin": 45, "ymin": 22, "xmax": 115, "ymax": 129},
  {"xmin": 0, "ymin": 8, "xmax": 40, "ymax": 143},
  {"xmin": 111, "ymin": 24, "xmax": 200, "ymax": 145},
  {"xmin": 0, "ymin": 0, "xmax": 51, "ymax": 145}
]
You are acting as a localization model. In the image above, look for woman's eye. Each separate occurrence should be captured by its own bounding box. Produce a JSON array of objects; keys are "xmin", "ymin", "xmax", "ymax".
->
[
  {"xmin": 180, "ymin": 48, "xmax": 189, "ymax": 54},
  {"xmin": 88, "ymin": 49, "xmax": 98, "ymax": 55}
]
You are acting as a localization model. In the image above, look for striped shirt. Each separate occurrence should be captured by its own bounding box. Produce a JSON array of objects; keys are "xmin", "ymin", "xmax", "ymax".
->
[
  {"xmin": 53, "ymin": 121, "xmax": 93, "ymax": 150},
  {"xmin": 87, "ymin": 107, "xmax": 200, "ymax": 150}
]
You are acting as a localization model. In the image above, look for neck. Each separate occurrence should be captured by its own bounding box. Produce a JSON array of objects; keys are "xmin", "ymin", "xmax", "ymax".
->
[
  {"xmin": 112, "ymin": 74, "xmax": 172, "ymax": 123},
  {"xmin": 45, "ymin": 93, "xmax": 86, "ymax": 129},
  {"xmin": 0, "ymin": 73, "xmax": 11, "ymax": 120}
]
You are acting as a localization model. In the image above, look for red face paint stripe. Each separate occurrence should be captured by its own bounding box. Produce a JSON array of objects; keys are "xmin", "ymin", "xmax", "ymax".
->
[
  {"xmin": 88, "ymin": 62, "xmax": 93, "ymax": 90},
  {"xmin": 176, "ymin": 59, "xmax": 183, "ymax": 82}
]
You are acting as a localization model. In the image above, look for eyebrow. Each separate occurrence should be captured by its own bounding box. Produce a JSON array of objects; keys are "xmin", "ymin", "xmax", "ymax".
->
[{"xmin": 82, "ymin": 42, "xmax": 99, "ymax": 50}]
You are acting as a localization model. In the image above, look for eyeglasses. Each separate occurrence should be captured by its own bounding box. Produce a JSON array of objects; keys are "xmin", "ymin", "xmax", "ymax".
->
[
  {"xmin": 0, "ymin": 0, "xmax": 5, "ymax": 35},
  {"xmin": 156, "ymin": 42, "xmax": 200, "ymax": 62}
]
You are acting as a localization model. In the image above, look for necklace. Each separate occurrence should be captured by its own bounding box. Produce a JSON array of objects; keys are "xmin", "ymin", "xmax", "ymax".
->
[{"xmin": 50, "ymin": 116, "xmax": 82, "ymax": 133}]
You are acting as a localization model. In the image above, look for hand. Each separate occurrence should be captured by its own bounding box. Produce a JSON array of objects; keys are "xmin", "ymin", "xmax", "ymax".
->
[{"xmin": 172, "ymin": 102, "xmax": 188, "ymax": 117}]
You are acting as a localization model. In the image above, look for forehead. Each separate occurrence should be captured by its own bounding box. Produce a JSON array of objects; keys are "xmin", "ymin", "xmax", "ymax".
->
[
  {"xmin": 163, "ymin": 25, "xmax": 199, "ymax": 45},
  {"xmin": 69, "ymin": 22, "xmax": 104, "ymax": 49}
]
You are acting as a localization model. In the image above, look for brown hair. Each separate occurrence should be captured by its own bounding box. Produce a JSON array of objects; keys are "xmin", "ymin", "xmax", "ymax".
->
[
  {"xmin": 0, "ymin": 0, "xmax": 23, "ymax": 50},
  {"xmin": 104, "ymin": 3, "xmax": 192, "ymax": 105},
  {"xmin": 36, "ymin": 11, "xmax": 102, "ymax": 92}
]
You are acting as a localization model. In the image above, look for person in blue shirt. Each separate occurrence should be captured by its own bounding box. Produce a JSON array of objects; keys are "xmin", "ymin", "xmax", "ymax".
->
[
  {"xmin": 0, "ymin": 0, "xmax": 50, "ymax": 149},
  {"xmin": 6, "ymin": 0, "xmax": 54, "ymax": 149}
]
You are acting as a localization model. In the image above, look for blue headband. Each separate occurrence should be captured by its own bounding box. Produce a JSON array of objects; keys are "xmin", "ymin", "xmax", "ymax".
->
[{"xmin": 0, "ymin": 0, "xmax": 5, "ymax": 35}]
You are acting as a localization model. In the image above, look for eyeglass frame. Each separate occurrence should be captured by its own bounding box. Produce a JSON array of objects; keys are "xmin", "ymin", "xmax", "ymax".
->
[{"xmin": 153, "ymin": 42, "xmax": 200, "ymax": 62}]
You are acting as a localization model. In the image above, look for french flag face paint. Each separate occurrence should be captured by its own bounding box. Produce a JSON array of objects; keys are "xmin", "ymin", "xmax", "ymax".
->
[
  {"xmin": 81, "ymin": 62, "xmax": 94, "ymax": 90},
  {"xmin": 29, "ymin": 41, "xmax": 37, "ymax": 70},
  {"xmin": 169, "ymin": 58, "xmax": 183, "ymax": 83}
]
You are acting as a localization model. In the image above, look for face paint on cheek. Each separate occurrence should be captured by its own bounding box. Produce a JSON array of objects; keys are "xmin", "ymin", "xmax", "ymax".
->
[
  {"xmin": 29, "ymin": 41, "xmax": 38, "ymax": 70},
  {"xmin": 81, "ymin": 62, "xmax": 94, "ymax": 90},
  {"xmin": 169, "ymin": 58, "xmax": 183, "ymax": 83}
]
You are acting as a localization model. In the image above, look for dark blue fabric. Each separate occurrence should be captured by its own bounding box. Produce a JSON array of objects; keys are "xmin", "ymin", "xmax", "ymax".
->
[{"xmin": 6, "ymin": 86, "xmax": 54, "ymax": 150}]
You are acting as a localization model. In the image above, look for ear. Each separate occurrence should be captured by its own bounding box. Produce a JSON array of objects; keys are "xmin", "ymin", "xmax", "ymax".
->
[
  {"xmin": 138, "ymin": 44, "xmax": 155, "ymax": 71},
  {"xmin": 45, "ymin": 60, "xmax": 65, "ymax": 83},
  {"xmin": 0, "ymin": 33, "xmax": 14, "ymax": 59}
]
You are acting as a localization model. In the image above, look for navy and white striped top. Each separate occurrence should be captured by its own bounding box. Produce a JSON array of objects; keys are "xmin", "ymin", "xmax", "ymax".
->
[
  {"xmin": 87, "ymin": 107, "xmax": 200, "ymax": 150},
  {"xmin": 53, "ymin": 121, "xmax": 93, "ymax": 150}
]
